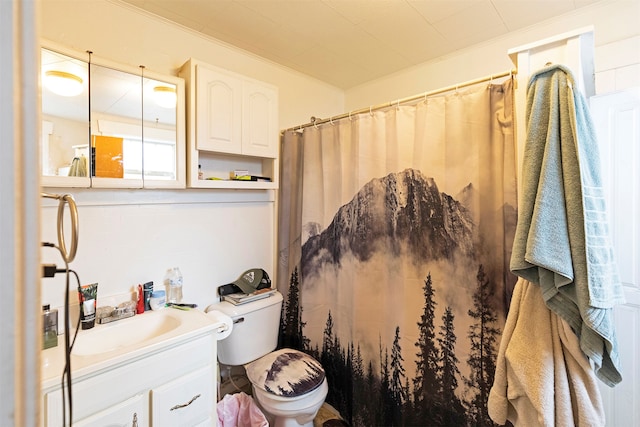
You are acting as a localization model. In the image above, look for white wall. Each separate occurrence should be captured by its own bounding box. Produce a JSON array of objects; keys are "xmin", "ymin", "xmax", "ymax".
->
[
  {"xmin": 39, "ymin": 190, "xmax": 277, "ymax": 311},
  {"xmin": 345, "ymin": 0, "xmax": 640, "ymax": 110}
]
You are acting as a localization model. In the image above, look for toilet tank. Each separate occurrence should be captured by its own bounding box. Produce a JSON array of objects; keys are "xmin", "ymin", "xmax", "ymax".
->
[{"xmin": 213, "ymin": 291, "xmax": 283, "ymax": 365}]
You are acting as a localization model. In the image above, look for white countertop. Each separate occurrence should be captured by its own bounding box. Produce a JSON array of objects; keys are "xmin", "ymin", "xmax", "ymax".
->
[{"xmin": 41, "ymin": 307, "xmax": 225, "ymax": 390}]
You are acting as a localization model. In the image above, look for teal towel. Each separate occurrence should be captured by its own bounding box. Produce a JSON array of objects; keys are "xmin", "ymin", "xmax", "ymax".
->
[{"xmin": 510, "ymin": 64, "xmax": 625, "ymax": 386}]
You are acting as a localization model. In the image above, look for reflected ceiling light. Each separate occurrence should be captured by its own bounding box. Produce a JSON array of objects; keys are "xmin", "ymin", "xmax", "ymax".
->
[
  {"xmin": 44, "ymin": 70, "xmax": 83, "ymax": 97},
  {"xmin": 153, "ymin": 85, "xmax": 177, "ymax": 108}
]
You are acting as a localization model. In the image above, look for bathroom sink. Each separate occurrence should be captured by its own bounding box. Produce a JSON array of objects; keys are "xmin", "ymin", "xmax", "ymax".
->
[
  {"xmin": 41, "ymin": 305, "xmax": 225, "ymax": 390},
  {"xmin": 72, "ymin": 309, "xmax": 181, "ymax": 356}
]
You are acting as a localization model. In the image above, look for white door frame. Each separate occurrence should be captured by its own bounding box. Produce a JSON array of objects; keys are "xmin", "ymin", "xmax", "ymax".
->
[{"xmin": 0, "ymin": 1, "xmax": 42, "ymax": 426}]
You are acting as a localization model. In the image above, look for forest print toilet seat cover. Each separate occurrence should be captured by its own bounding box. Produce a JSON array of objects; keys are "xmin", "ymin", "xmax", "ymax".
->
[{"xmin": 245, "ymin": 348, "xmax": 325, "ymax": 397}]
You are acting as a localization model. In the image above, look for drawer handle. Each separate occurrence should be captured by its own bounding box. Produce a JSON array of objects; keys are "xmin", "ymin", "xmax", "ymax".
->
[
  {"xmin": 170, "ymin": 393, "xmax": 201, "ymax": 411},
  {"xmin": 233, "ymin": 317, "xmax": 244, "ymax": 324}
]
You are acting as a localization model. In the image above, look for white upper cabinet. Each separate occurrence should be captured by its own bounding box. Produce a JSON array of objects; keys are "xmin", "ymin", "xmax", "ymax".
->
[{"xmin": 180, "ymin": 58, "xmax": 279, "ymax": 189}]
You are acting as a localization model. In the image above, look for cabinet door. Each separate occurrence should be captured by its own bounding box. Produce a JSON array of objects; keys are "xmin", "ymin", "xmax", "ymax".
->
[
  {"xmin": 41, "ymin": 46, "xmax": 91, "ymax": 188},
  {"xmin": 74, "ymin": 392, "xmax": 148, "ymax": 427},
  {"xmin": 196, "ymin": 64, "xmax": 242, "ymax": 154},
  {"xmin": 242, "ymin": 80, "xmax": 278, "ymax": 158},
  {"xmin": 151, "ymin": 366, "xmax": 214, "ymax": 427}
]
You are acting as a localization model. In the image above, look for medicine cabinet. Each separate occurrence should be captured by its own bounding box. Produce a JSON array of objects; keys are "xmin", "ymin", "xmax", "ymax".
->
[{"xmin": 40, "ymin": 41, "xmax": 185, "ymax": 189}]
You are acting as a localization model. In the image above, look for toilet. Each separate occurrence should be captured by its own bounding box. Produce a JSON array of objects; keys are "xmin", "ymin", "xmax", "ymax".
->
[{"xmin": 208, "ymin": 290, "xmax": 328, "ymax": 427}]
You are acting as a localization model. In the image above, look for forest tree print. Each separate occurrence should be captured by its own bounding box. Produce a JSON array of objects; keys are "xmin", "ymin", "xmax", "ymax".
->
[
  {"xmin": 278, "ymin": 168, "xmax": 515, "ymax": 427},
  {"xmin": 280, "ymin": 265, "xmax": 501, "ymax": 426}
]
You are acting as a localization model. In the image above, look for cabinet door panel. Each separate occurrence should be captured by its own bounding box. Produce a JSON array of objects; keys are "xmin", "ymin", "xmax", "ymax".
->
[
  {"xmin": 151, "ymin": 366, "xmax": 214, "ymax": 427},
  {"xmin": 46, "ymin": 392, "xmax": 148, "ymax": 427},
  {"xmin": 41, "ymin": 47, "xmax": 91, "ymax": 187},
  {"xmin": 196, "ymin": 64, "xmax": 242, "ymax": 154},
  {"xmin": 242, "ymin": 81, "xmax": 277, "ymax": 158}
]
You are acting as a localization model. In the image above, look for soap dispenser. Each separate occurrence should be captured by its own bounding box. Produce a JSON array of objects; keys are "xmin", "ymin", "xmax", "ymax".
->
[{"xmin": 42, "ymin": 304, "xmax": 58, "ymax": 349}]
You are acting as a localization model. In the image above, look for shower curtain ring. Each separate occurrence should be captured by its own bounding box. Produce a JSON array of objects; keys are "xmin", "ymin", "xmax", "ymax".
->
[
  {"xmin": 329, "ymin": 116, "xmax": 335, "ymax": 126},
  {"xmin": 396, "ymin": 100, "xmax": 400, "ymax": 110},
  {"xmin": 369, "ymin": 106, "xmax": 373, "ymax": 116},
  {"xmin": 349, "ymin": 111, "xmax": 353, "ymax": 121}
]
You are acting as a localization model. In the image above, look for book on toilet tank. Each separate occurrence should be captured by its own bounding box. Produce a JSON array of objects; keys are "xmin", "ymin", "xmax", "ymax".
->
[{"xmin": 222, "ymin": 288, "xmax": 276, "ymax": 305}]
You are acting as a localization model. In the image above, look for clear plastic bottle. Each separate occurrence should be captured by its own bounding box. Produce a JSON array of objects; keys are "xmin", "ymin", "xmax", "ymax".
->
[{"xmin": 164, "ymin": 267, "xmax": 183, "ymax": 303}]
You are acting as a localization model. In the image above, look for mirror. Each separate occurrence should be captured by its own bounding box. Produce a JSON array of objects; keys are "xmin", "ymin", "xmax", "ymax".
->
[
  {"xmin": 41, "ymin": 42, "xmax": 184, "ymax": 188},
  {"xmin": 90, "ymin": 62, "xmax": 143, "ymax": 187},
  {"xmin": 142, "ymin": 75, "xmax": 178, "ymax": 183},
  {"xmin": 41, "ymin": 47, "xmax": 90, "ymax": 185}
]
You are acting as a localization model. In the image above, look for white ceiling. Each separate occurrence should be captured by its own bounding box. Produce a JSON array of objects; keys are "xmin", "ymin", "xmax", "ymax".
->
[{"xmin": 120, "ymin": 0, "xmax": 602, "ymax": 89}]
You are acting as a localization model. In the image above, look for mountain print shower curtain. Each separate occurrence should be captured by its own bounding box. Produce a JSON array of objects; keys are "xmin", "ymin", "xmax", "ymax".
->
[{"xmin": 278, "ymin": 78, "xmax": 517, "ymax": 427}]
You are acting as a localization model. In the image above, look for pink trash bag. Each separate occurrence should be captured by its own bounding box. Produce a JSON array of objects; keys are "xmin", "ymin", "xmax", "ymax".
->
[{"xmin": 216, "ymin": 392, "xmax": 268, "ymax": 427}]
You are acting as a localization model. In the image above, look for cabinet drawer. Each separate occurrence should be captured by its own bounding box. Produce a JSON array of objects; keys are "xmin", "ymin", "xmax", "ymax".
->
[
  {"xmin": 151, "ymin": 366, "xmax": 214, "ymax": 427},
  {"xmin": 45, "ymin": 392, "xmax": 148, "ymax": 427},
  {"xmin": 74, "ymin": 392, "xmax": 148, "ymax": 427}
]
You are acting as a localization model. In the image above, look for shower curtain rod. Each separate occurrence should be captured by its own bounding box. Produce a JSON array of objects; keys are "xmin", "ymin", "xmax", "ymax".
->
[{"xmin": 284, "ymin": 68, "xmax": 517, "ymax": 133}]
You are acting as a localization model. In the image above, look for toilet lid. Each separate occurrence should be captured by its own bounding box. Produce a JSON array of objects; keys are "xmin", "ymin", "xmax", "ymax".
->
[{"xmin": 245, "ymin": 348, "xmax": 325, "ymax": 397}]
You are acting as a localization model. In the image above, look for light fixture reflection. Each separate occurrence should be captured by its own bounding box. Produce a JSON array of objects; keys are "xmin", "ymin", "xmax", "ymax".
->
[
  {"xmin": 153, "ymin": 85, "xmax": 177, "ymax": 108},
  {"xmin": 44, "ymin": 70, "xmax": 84, "ymax": 97}
]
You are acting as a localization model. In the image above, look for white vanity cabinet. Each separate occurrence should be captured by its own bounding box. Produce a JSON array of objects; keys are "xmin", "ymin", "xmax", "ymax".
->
[
  {"xmin": 41, "ymin": 310, "xmax": 220, "ymax": 427},
  {"xmin": 180, "ymin": 58, "xmax": 279, "ymax": 189}
]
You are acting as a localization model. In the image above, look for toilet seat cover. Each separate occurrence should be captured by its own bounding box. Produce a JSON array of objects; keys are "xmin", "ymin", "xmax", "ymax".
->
[{"xmin": 245, "ymin": 348, "xmax": 325, "ymax": 397}]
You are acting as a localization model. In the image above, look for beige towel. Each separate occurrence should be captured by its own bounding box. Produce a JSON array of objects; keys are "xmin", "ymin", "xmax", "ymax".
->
[
  {"xmin": 68, "ymin": 155, "xmax": 88, "ymax": 177},
  {"xmin": 488, "ymin": 278, "xmax": 605, "ymax": 426}
]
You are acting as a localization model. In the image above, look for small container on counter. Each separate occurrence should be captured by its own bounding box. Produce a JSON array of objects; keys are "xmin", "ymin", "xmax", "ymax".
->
[
  {"xmin": 78, "ymin": 282, "xmax": 98, "ymax": 330},
  {"xmin": 143, "ymin": 281, "xmax": 154, "ymax": 311},
  {"xmin": 136, "ymin": 284, "xmax": 145, "ymax": 314},
  {"xmin": 150, "ymin": 290, "xmax": 166, "ymax": 310},
  {"xmin": 42, "ymin": 304, "xmax": 58, "ymax": 349}
]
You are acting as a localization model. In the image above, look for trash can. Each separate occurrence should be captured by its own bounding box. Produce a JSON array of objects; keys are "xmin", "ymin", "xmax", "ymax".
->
[{"xmin": 216, "ymin": 392, "xmax": 268, "ymax": 427}]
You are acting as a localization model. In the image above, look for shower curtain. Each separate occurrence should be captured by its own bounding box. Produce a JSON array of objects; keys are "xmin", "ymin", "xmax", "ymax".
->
[{"xmin": 278, "ymin": 78, "xmax": 516, "ymax": 427}]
